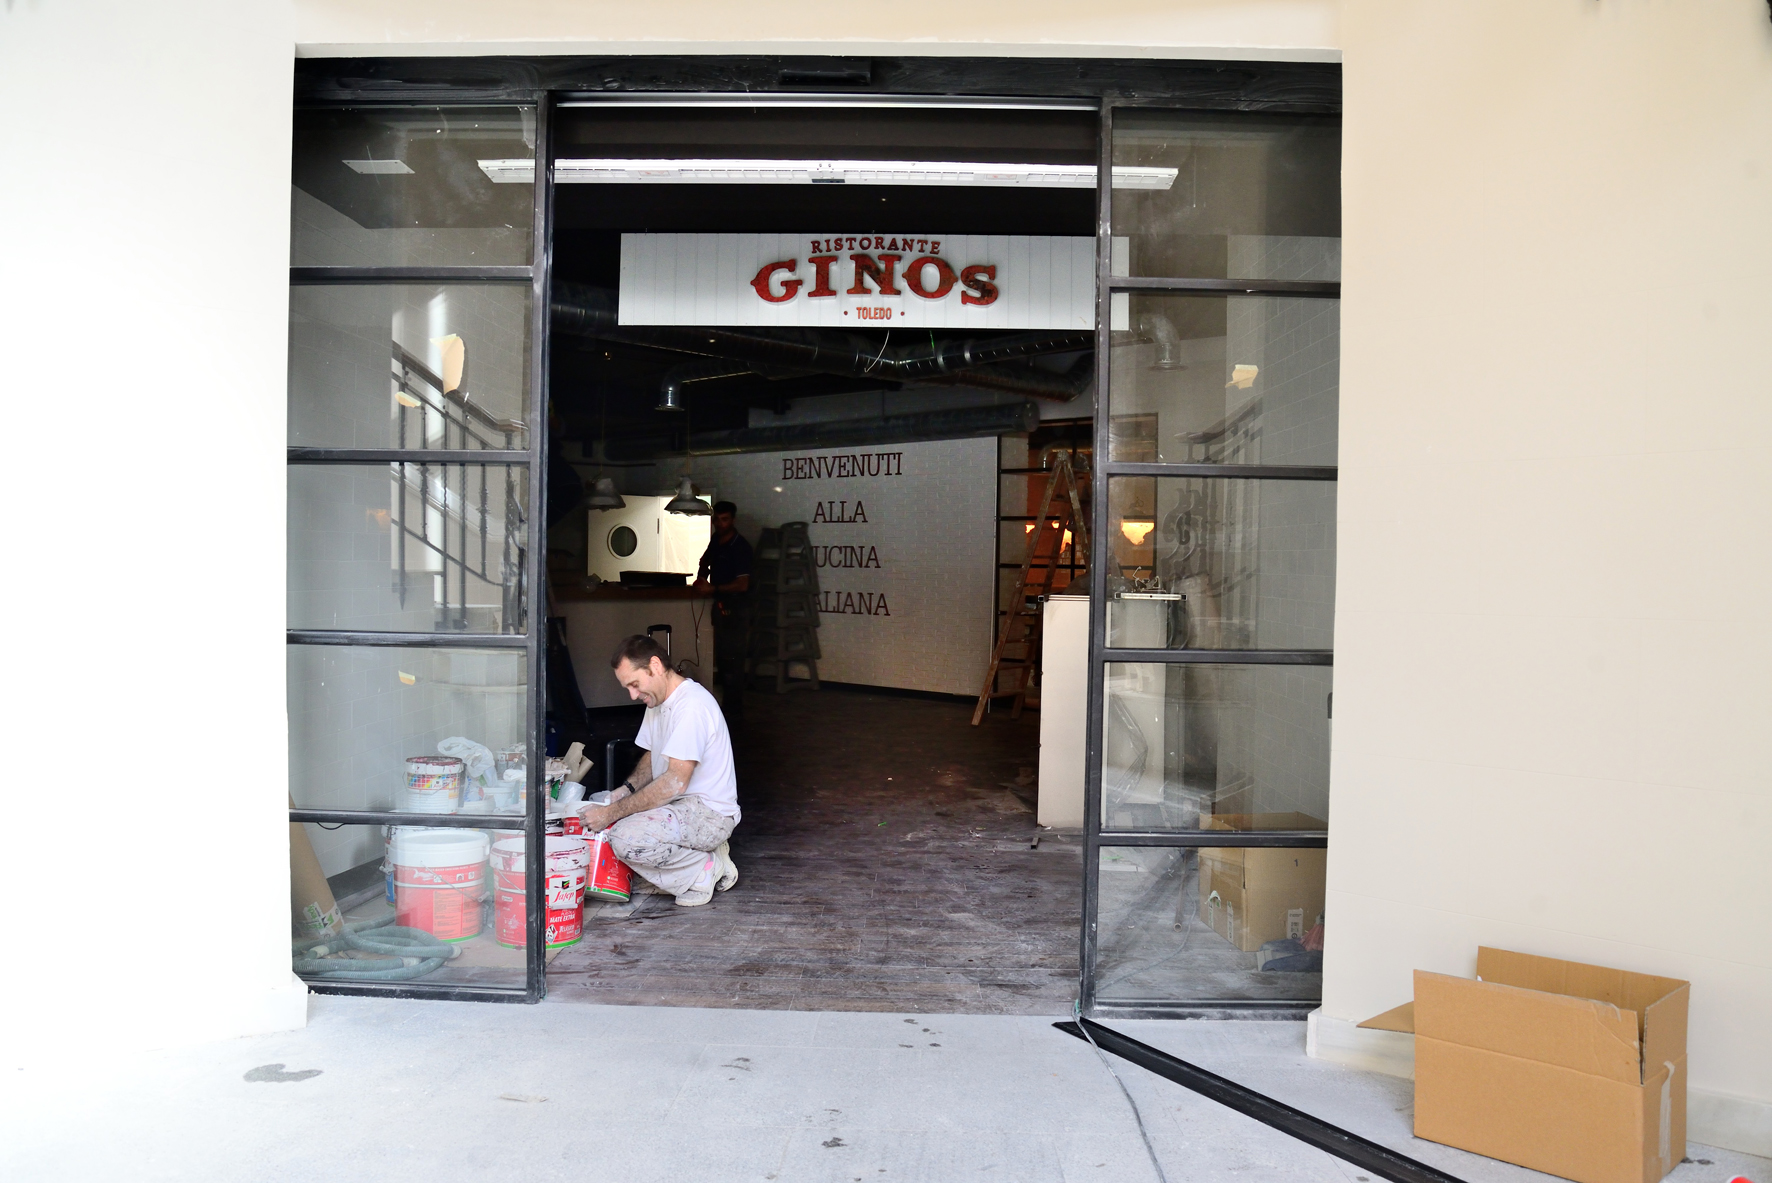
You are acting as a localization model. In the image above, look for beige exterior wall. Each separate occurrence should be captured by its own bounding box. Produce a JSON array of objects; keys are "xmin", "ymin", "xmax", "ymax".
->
[
  {"xmin": 292, "ymin": 0, "xmax": 1340, "ymax": 61},
  {"xmin": 1327, "ymin": 1, "xmax": 1772, "ymax": 1135},
  {"xmin": 6, "ymin": 0, "xmax": 1767, "ymax": 1143}
]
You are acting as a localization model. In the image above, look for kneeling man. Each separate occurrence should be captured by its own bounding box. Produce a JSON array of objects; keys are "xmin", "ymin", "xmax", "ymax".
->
[{"xmin": 585, "ymin": 635, "xmax": 739, "ymax": 907}]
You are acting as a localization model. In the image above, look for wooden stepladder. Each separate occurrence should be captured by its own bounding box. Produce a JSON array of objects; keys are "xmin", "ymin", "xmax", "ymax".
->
[{"xmin": 971, "ymin": 453, "xmax": 1089, "ymax": 725}]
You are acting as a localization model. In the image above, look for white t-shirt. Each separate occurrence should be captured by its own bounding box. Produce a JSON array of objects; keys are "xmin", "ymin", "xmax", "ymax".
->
[{"xmin": 633, "ymin": 678, "xmax": 740, "ymax": 823}]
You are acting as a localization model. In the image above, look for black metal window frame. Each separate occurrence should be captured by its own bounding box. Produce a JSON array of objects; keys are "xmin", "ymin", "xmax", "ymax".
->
[
  {"xmin": 286, "ymin": 93, "xmax": 556, "ymax": 1003},
  {"xmin": 289, "ymin": 55, "xmax": 1339, "ymax": 1007},
  {"xmin": 1080, "ymin": 97, "xmax": 1339, "ymax": 1019}
]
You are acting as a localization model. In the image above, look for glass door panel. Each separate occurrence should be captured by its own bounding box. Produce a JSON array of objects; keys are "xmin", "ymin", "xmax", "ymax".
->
[
  {"xmin": 1101, "ymin": 662, "xmax": 1331, "ymax": 833},
  {"xmin": 287, "ymin": 98, "xmax": 549, "ymax": 1002},
  {"xmin": 1110, "ymin": 110, "xmax": 1340, "ymax": 282},
  {"xmin": 1094, "ymin": 846, "xmax": 1324, "ymax": 1004},
  {"xmin": 1108, "ymin": 293, "xmax": 1338, "ymax": 466},
  {"xmin": 291, "ymin": 820, "xmax": 526, "ymax": 991},
  {"xmin": 1085, "ymin": 101, "xmax": 1339, "ymax": 1014},
  {"xmin": 1103, "ymin": 475, "xmax": 1336, "ymax": 650},
  {"xmin": 292, "ymin": 105, "xmax": 537, "ymax": 268},
  {"xmin": 288, "ymin": 283, "xmax": 533, "ymax": 452}
]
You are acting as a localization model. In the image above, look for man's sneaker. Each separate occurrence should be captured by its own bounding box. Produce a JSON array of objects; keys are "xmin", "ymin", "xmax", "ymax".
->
[
  {"xmin": 714, "ymin": 841, "xmax": 739, "ymax": 892},
  {"xmin": 674, "ymin": 883, "xmax": 714, "ymax": 907},
  {"xmin": 676, "ymin": 854, "xmax": 718, "ymax": 907}
]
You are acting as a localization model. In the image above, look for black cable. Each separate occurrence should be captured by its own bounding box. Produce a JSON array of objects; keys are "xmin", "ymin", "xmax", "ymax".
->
[{"xmin": 1072, "ymin": 1000, "xmax": 1171, "ymax": 1183}]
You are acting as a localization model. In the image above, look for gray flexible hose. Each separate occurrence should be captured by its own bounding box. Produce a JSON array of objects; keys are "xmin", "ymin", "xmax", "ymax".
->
[{"xmin": 293, "ymin": 914, "xmax": 457, "ymax": 981}]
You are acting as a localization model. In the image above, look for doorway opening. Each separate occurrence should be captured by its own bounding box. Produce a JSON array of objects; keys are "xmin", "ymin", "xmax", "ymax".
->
[
  {"xmin": 539, "ymin": 99, "xmax": 1096, "ymax": 1013},
  {"xmin": 284, "ymin": 57, "xmax": 1340, "ymax": 1014}
]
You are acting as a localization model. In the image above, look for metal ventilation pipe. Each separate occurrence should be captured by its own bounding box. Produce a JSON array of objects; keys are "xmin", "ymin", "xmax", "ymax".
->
[
  {"xmin": 604, "ymin": 400, "xmax": 1041, "ymax": 461},
  {"xmin": 553, "ymin": 284, "xmax": 1093, "ymax": 401}
]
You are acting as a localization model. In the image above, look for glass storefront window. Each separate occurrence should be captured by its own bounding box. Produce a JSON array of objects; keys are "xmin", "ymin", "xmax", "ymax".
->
[
  {"xmin": 1102, "ymin": 662, "xmax": 1331, "ymax": 832},
  {"xmin": 1108, "ymin": 294, "xmax": 1338, "ymax": 466},
  {"xmin": 287, "ymin": 644, "xmax": 528, "ymax": 812},
  {"xmin": 288, "ymin": 283, "xmax": 532, "ymax": 452},
  {"xmin": 1111, "ymin": 110, "xmax": 1340, "ymax": 282},
  {"xmin": 1095, "ymin": 846, "xmax": 1324, "ymax": 1004},
  {"xmin": 288, "ymin": 463, "xmax": 529, "ymax": 634},
  {"xmin": 292, "ymin": 821, "xmax": 526, "ymax": 990},
  {"xmin": 291, "ymin": 106, "xmax": 536, "ymax": 267},
  {"xmin": 1104, "ymin": 476, "xmax": 1335, "ymax": 650}
]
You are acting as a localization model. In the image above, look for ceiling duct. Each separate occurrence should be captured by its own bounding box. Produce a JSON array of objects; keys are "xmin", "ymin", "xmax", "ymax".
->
[
  {"xmin": 604, "ymin": 400, "xmax": 1040, "ymax": 462},
  {"xmin": 552, "ymin": 284, "xmax": 1093, "ymax": 403}
]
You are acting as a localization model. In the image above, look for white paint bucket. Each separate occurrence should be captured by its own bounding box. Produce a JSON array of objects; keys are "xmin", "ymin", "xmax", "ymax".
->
[{"xmin": 390, "ymin": 828, "xmax": 489, "ymax": 941}]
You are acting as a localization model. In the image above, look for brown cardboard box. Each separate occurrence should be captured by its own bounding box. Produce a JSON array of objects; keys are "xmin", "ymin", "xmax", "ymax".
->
[
  {"xmin": 1196, "ymin": 813, "xmax": 1326, "ymax": 952},
  {"xmin": 1360, "ymin": 948, "xmax": 1689, "ymax": 1183}
]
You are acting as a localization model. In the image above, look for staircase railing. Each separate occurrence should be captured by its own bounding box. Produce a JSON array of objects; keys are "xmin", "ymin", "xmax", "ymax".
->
[{"xmin": 388, "ymin": 345, "xmax": 530, "ymax": 633}]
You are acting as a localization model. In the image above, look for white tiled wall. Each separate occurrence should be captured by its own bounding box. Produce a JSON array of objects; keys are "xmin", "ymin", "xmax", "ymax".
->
[{"xmin": 290, "ymin": 646, "xmax": 527, "ymax": 876}]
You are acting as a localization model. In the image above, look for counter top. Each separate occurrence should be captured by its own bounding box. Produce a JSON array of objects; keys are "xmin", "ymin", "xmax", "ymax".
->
[{"xmin": 551, "ymin": 577, "xmax": 711, "ymax": 604}]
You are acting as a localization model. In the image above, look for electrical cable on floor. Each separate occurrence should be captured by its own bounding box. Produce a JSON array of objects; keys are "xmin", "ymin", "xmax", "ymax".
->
[
  {"xmin": 1072, "ymin": 999, "xmax": 1172, "ymax": 1183},
  {"xmin": 1094, "ymin": 851, "xmax": 1195, "ymax": 993}
]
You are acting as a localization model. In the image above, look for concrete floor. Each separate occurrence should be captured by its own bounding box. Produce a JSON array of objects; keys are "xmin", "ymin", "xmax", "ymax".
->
[
  {"xmin": 549, "ymin": 687, "xmax": 1083, "ymax": 1014},
  {"xmin": 4, "ymin": 996, "xmax": 1764, "ymax": 1183}
]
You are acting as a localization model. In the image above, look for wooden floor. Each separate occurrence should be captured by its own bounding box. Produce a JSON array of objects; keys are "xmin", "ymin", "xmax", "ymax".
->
[{"xmin": 546, "ymin": 687, "xmax": 1083, "ymax": 1014}]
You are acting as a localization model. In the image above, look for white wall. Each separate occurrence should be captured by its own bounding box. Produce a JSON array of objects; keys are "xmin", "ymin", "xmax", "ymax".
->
[
  {"xmin": 292, "ymin": 0, "xmax": 1340, "ymax": 61},
  {"xmin": 658, "ymin": 438, "xmax": 998, "ymax": 697},
  {"xmin": 1328, "ymin": 0, "xmax": 1772, "ymax": 1138},
  {"xmin": 0, "ymin": 1, "xmax": 308, "ymax": 1059}
]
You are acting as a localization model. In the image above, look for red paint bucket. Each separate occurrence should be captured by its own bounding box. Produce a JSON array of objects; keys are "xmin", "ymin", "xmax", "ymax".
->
[
  {"xmin": 490, "ymin": 836, "xmax": 588, "ymax": 949},
  {"xmin": 584, "ymin": 831, "xmax": 632, "ymax": 902},
  {"xmin": 390, "ymin": 829, "xmax": 488, "ymax": 942}
]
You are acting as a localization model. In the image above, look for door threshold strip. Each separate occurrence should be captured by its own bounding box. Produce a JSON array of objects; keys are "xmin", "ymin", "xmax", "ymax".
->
[{"xmin": 1054, "ymin": 1018, "xmax": 1470, "ymax": 1183}]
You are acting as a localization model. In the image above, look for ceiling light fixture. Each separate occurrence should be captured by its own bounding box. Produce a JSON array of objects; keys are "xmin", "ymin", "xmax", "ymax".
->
[
  {"xmin": 664, "ymin": 476, "xmax": 711, "ymax": 516},
  {"xmin": 587, "ymin": 476, "xmax": 626, "ymax": 511},
  {"xmin": 345, "ymin": 159, "xmax": 414, "ymax": 175},
  {"xmin": 477, "ymin": 158, "xmax": 1176, "ymax": 190}
]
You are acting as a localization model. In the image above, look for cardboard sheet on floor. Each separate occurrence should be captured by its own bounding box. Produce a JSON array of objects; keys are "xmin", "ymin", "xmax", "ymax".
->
[{"xmin": 1359, "ymin": 947, "xmax": 1689, "ymax": 1183}]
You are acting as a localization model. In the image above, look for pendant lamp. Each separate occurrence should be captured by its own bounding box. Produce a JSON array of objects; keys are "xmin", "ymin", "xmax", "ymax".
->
[
  {"xmin": 664, "ymin": 476, "xmax": 710, "ymax": 516},
  {"xmin": 587, "ymin": 476, "xmax": 626, "ymax": 510}
]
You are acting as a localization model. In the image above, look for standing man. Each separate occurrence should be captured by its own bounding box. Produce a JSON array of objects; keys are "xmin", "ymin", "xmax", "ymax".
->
[
  {"xmin": 583, "ymin": 634, "xmax": 739, "ymax": 907},
  {"xmin": 693, "ymin": 499, "xmax": 753, "ymax": 722}
]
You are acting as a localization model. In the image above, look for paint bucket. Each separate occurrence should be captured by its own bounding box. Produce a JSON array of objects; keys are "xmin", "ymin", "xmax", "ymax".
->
[
  {"xmin": 551, "ymin": 814, "xmax": 584, "ymax": 837},
  {"xmin": 490, "ymin": 835, "xmax": 588, "ymax": 949},
  {"xmin": 404, "ymin": 756, "xmax": 464, "ymax": 813},
  {"xmin": 390, "ymin": 828, "xmax": 489, "ymax": 942},
  {"xmin": 584, "ymin": 831, "xmax": 632, "ymax": 902}
]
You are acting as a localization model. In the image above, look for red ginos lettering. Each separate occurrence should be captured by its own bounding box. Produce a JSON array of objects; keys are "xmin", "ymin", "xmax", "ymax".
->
[
  {"xmin": 847, "ymin": 253, "xmax": 902, "ymax": 296},
  {"xmin": 902, "ymin": 255, "xmax": 958, "ymax": 300},
  {"xmin": 807, "ymin": 254, "xmax": 839, "ymax": 298},
  {"xmin": 960, "ymin": 264, "xmax": 999, "ymax": 306},
  {"xmin": 750, "ymin": 260, "xmax": 802, "ymax": 303}
]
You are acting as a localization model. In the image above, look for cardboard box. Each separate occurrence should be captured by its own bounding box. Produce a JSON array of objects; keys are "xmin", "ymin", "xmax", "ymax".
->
[
  {"xmin": 1196, "ymin": 813, "xmax": 1326, "ymax": 952},
  {"xmin": 1360, "ymin": 948, "xmax": 1689, "ymax": 1183}
]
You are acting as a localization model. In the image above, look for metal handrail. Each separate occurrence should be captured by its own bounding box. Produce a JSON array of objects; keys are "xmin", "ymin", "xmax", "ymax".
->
[{"xmin": 382, "ymin": 346, "xmax": 529, "ymax": 632}]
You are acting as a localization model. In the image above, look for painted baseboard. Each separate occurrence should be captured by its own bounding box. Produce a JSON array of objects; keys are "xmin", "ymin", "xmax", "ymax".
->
[{"xmin": 1305, "ymin": 1010, "xmax": 1772, "ymax": 1158}]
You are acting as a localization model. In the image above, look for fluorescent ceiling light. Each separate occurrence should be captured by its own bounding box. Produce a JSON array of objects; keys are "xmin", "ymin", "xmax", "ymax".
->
[
  {"xmin": 345, "ymin": 159, "xmax": 414, "ymax": 175},
  {"xmin": 477, "ymin": 158, "xmax": 1176, "ymax": 190}
]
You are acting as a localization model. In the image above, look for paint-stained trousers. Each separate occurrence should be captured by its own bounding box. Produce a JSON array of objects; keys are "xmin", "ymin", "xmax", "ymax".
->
[{"xmin": 606, "ymin": 795, "xmax": 736, "ymax": 898}]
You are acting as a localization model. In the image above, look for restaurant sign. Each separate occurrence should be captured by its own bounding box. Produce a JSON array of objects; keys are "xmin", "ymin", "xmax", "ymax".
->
[{"xmin": 618, "ymin": 232, "xmax": 1094, "ymax": 330}]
